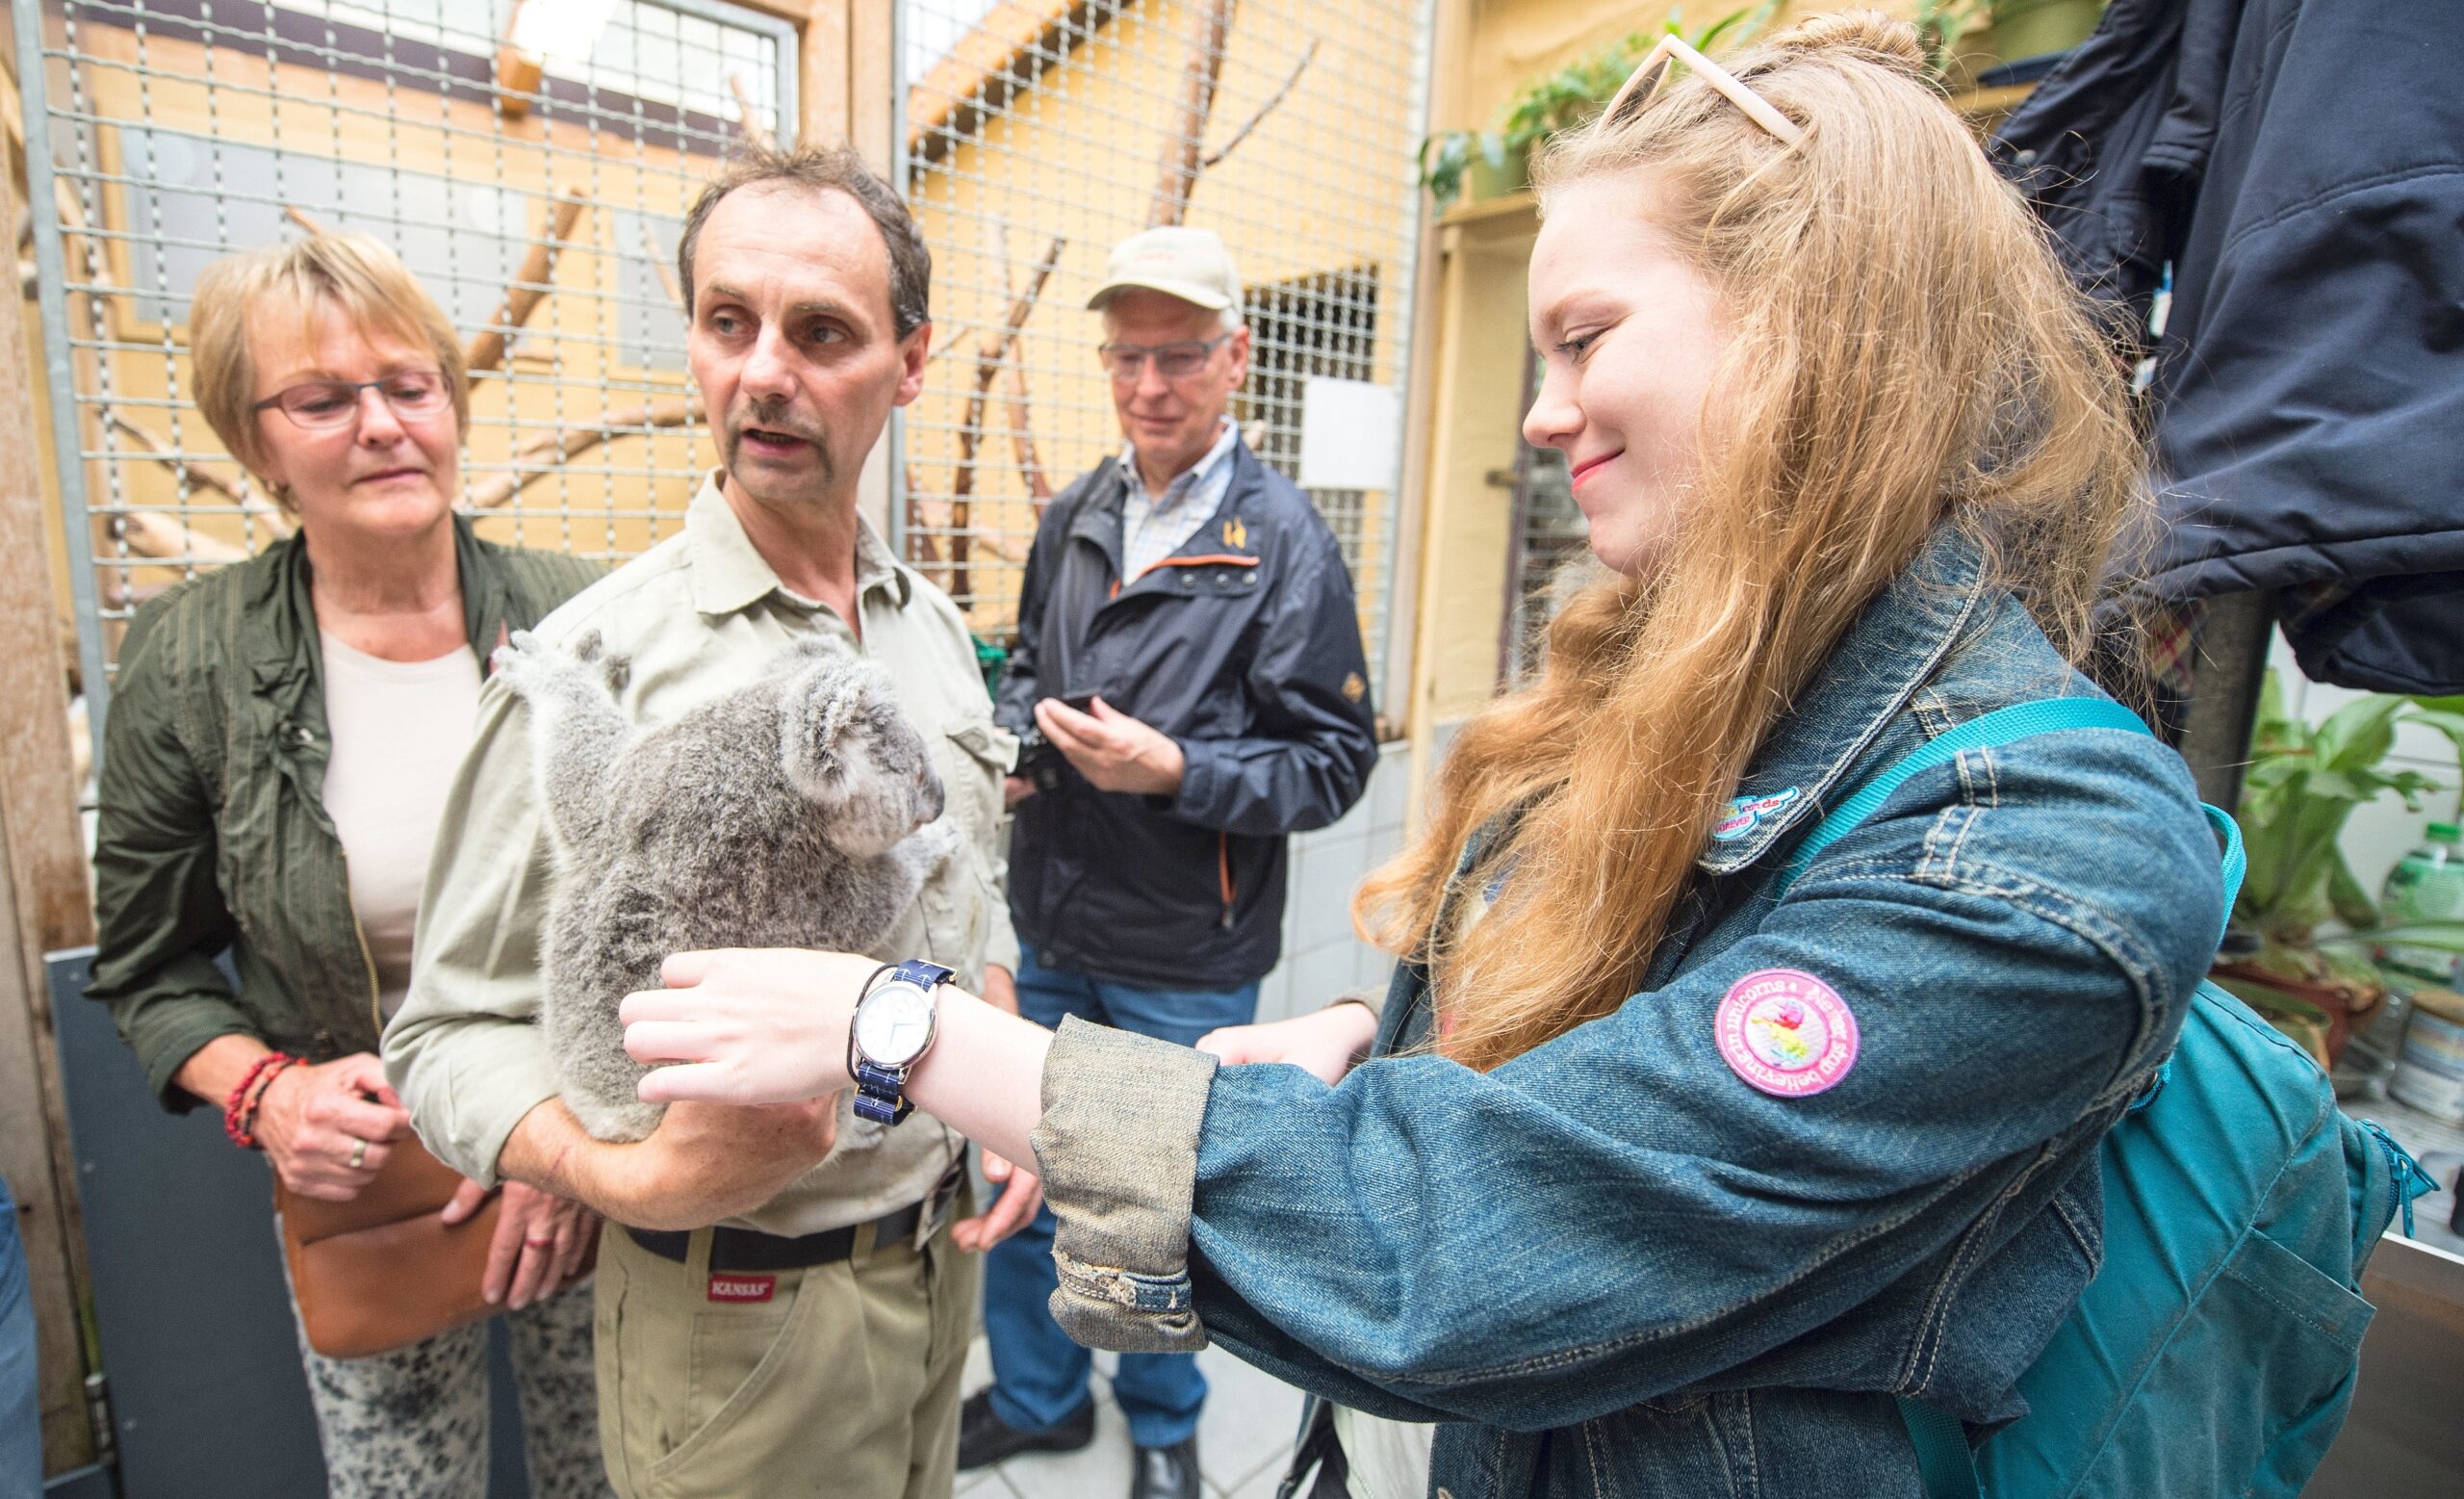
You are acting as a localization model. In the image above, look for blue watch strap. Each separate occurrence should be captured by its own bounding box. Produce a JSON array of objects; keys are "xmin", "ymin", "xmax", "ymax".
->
[
  {"xmin": 851, "ymin": 962, "xmax": 958, "ymax": 1125},
  {"xmin": 853, "ymin": 1059, "xmax": 914, "ymax": 1124}
]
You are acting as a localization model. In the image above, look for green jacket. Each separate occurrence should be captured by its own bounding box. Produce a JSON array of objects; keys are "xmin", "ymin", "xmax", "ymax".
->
[{"xmin": 89, "ymin": 516, "xmax": 600, "ymax": 1111}]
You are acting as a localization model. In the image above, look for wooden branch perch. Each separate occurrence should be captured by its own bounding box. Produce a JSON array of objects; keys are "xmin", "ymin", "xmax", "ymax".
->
[
  {"xmin": 1149, "ymin": 0, "xmax": 1240, "ymax": 227},
  {"xmin": 465, "ymin": 188, "xmax": 590, "ymax": 376},
  {"xmin": 1203, "ymin": 37, "xmax": 1318, "ymax": 170},
  {"xmin": 284, "ymin": 205, "xmax": 331, "ymax": 237},
  {"xmin": 113, "ymin": 508, "xmax": 248, "ymax": 565},
  {"xmin": 729, "ymin": 73, "xmax": 775, "ymax": 152},
  {"xmin": 1003, "ymin": 353, "xmax": 1049, "ymax": 504},
  {"xmin": 467, "ymin": 394, "xmax": 703, "ymax": 510},
  {"xmin": 950, "ymin": 233, "xmax": 1065, "ymax": 601},
  {"xmin": 104, "ymin": 412, "xmax": 291, "ymax": 533},
  {"xmin": 641, "ymin": 222, "xmax": 685, "ymax": 312},
  {"xmin": 902, "ymin": 466, "xmax": 944, "ymax": 570}
]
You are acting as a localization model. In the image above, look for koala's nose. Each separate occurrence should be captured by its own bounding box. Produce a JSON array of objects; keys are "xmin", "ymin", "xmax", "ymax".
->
[{"xmin": 917, "ymin": 767, "xmax": 945, "ymax": 825}]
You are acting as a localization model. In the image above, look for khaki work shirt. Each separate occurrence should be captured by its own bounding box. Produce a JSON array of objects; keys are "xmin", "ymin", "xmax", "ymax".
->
[{"xmin": 385, "ymin": 475, "xmax": 1019, "ymax": 1235}]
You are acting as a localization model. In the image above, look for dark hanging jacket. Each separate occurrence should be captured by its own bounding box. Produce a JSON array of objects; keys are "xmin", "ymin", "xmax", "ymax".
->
[
  {"xmin": 996, "ymin": 439, "xmax": 1379, "ymax": 991},
  {"xmin": 1993, "ymin": 0, "xmax": 2464, "ymax": 691}
]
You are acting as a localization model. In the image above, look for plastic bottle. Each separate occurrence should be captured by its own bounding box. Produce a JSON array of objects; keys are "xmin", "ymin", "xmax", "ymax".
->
[{"xmin": 2379, "ymin": 821, "xmax": 2464, "ymax": 987}]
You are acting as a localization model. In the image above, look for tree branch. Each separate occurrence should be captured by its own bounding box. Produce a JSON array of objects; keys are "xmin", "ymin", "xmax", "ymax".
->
[
  {"xmin": 729, "ymin": 73, "xmax": 776, "ymax": 152},
  {"xmin": 641, "ymin": 221, "xmax": 685, "ymax": 312},
  {"xmin": 951, "ymin": 234, "xmax": 1065, "ymax": 602},
  {"xmin": 103, "ymin": 412, "xmax": 290, "ymax": 532},
  {"xmin": 1149, "ymin": 0, "xmax": 1240, "ymax": 227},
  {"xmin": 1202, "ymin": 37, "xmax": 1318, "ymax": 170},
  {"xmin": 112, "ymin": 507, "xmax": 248, "ymax": 565},
  {"xmin": 465, "ymin": 188, "xmax": 590, "ymax": 376},
  {"xmin": 465, "ymin": 395, "xmax": 703, "ymax": 510}
]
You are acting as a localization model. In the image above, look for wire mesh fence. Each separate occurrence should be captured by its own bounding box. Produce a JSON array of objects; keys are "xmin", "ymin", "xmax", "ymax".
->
[
  {"xmin": 17, "ymin": 0, "xmax": 796, "ymax": 724},
  {"xmin": 895, "ymin": 0, "xmax": 1432, "ymax": 681}
]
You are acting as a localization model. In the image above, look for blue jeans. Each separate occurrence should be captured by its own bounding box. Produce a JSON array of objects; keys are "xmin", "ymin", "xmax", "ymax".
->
[
  {"xmin": 986, "ymin": 953, "xmax": 1260, "ymax": 1449},
  {"xmin": 2, "ymin": 1174, "xmax": 39, "ymax": 1497}
]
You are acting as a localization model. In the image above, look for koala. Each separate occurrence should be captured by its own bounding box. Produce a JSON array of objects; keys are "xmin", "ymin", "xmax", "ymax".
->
[{"xmin": 493, "ymin": 628, "xmax": 960, "ymax": 1142}]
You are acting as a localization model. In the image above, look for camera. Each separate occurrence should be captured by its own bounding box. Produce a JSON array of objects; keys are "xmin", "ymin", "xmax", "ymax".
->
[
  {"xmin": 1014, "ymin": 726, "xmax": 1066, "ymax": 792},
  {"xmin": 1014, "ymin": 693, "xmax": 1098, "ymax": 792}
]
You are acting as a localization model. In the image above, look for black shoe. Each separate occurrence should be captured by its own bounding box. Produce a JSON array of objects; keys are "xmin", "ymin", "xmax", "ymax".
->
[
  {"xmin": 1129, "ymin": 1436, "xmax": 1200, "ymax": 1499},
  {"xmin": 957, "ymin": 1389, "xmax": 1095, "ymax": 1471}
]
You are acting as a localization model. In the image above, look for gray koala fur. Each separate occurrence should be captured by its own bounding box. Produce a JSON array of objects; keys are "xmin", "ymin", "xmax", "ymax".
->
[{"xmin": 494, "ymin": 628, "xmax": 959, "ymax": 1142}]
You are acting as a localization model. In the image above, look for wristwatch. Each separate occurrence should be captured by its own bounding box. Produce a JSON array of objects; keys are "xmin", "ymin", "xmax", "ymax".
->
[{"xmin": 849, "ymin": 960, "xmax": 955, "ymax": 1124}]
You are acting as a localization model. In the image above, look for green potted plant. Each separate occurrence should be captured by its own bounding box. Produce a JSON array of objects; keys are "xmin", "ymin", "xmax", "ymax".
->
[
  {"xmin": 1418, "ymin": 5, "xmax": 1778, "ymax": 213},
  {"xmin": 2212, "ymin": 673, "xmax": 2464, "ymax": 1066}
]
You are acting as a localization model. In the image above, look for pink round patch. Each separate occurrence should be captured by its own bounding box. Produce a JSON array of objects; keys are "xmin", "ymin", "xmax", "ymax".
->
[{"xmin": 1716, "ymin": 969, "xmax": 1860, "ymax": 1098}]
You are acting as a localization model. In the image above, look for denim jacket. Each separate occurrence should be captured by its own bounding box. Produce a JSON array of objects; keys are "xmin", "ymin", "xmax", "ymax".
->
[{"xmin": 1026, "ymin": 529, "xmax": 2225, "ymax": 1498}]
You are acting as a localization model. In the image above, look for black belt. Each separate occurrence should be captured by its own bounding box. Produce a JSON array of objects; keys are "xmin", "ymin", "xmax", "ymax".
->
[{"xmin": 627, "ymin": 1199, "xmax": 927, "ymax": 1272}]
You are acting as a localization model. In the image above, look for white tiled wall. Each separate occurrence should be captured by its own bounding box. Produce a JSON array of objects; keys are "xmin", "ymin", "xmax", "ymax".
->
[
  {"xmin": 2269, "ymin": 636, "xmax": 2464, "ymax": 900},
  {"xmin": 1252, "ymin": 739, "xmax": 1414, "ymax": 1022}
]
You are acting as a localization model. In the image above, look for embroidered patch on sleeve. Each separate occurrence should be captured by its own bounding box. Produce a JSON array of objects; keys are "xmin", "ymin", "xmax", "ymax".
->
[{"xmin": 1716, "ymin": 969, "xmax": 1860, "ymax": 1098}]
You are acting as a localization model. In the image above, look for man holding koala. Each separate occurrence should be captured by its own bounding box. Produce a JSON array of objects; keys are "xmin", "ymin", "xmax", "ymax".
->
[{"xmin": 385, "ymin": 146, "xmax": 1032, "ymax": 1499}]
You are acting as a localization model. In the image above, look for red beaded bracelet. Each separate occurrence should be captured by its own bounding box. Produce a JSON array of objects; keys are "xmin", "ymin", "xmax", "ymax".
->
[{"xmin": 222, "ymin": 1050, "xmax": 298, "ymax": 1150}]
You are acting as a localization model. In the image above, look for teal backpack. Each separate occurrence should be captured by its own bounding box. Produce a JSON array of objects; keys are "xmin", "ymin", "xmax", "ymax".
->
[{"xmin": 1776, "ymin": 698, "xmax": 2437, "ymax": 1499}]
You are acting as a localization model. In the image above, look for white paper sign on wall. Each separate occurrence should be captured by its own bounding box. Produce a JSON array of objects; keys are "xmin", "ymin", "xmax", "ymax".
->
[{"xmin": 1298, "ymin": 377, "xmax": 1401, "ymax": 492}]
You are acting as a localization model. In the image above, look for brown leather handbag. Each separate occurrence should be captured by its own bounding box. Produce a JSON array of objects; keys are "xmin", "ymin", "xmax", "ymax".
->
[{"xmin": 275, "ymin": 1135, "xmax": 526, "ymax": 1359}]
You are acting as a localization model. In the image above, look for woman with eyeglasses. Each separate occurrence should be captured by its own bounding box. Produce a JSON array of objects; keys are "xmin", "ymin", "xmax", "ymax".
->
[
  {"xmin": 609, "ymin": 13, "xmax": 2231, "ymax": 1499},
  {"xmin": 88, "ymin": 233, "xmax": 610, "ymax": 1498}
]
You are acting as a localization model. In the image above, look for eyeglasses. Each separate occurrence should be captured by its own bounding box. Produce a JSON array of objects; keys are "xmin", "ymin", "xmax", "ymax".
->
[
  {"xmin": 1595, "ymin": 33, "xmax": 1806, "ymax": 147},
  {"xmin": 1097, "ymin": 333, "xmax": 1233, "ymax": 380},
  {"xmin": 251, "ymin": 369, "xmax": 450, "ymax": 430}
]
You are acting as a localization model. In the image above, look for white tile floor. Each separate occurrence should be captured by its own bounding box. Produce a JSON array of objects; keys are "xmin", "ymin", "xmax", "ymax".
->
[{"xmin": 954, "ymin": 1334, "xmax": 1306, "ymax": 1499}]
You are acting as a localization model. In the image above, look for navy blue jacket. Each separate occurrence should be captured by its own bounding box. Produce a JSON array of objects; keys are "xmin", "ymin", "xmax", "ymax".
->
[
  {"xmin": 996, "ymin": 440, "xmax": 1379, "ymax": 990},
  {"xmin": 1995, "ymin": 0, "xmax": 2464, "ymax": 692}
]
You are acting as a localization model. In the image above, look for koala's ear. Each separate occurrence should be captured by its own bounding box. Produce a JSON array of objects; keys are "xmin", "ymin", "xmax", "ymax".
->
[{"xmin": 781, "ymin": 659, "xmax": 859, "ymax": 790}]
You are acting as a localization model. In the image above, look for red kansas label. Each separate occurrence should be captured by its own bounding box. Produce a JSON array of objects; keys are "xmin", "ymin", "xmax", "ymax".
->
[{"xmin": 706, "ymin": 1274, "xmax": 777, "ymax": 1304}]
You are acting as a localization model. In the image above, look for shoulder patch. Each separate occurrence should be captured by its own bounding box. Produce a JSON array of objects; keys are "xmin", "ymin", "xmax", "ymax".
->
[{"xmin": 1715, "ymin": 969, "xmax": 1859, "ymax": 1098}]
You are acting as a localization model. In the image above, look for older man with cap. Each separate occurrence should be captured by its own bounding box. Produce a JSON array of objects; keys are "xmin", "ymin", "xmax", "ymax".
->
[{"xmin": 965, "ymin": 228, "xmax": 1378, "ymax": 1498}]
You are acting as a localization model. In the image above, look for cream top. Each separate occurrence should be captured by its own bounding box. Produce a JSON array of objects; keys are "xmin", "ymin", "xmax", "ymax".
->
[{"xmin": 316, "ymin": 633, "xmax": 483, "ymax": 1022}]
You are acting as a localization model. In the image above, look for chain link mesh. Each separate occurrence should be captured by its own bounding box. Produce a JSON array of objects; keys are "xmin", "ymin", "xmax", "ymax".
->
[
  {"xmin": 21, "ymin": 0, "xmax": 794, "ymax": 708},
  {"xmin": 897, "ymin": 0, "xmax": 1429, "ymax": 677}
]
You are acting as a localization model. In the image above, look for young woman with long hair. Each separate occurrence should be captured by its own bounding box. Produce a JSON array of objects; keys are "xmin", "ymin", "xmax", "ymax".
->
[{"xmin": 608, "ymin": 13, "xmax": 2224, "ymax": 1496}]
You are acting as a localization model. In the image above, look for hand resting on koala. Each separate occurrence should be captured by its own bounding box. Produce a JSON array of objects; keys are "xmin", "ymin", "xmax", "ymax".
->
[{"xmin": 495, "ymin": 629, "xmax": 961, "ymax": 1142}]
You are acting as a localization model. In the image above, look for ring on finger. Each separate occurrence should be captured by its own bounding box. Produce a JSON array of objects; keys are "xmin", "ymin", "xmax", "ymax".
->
[
  {"xmin": 524, "ymin": 1236, "xmax": 555, "ymax": 1250},
  {"xmin": 348, "ymin": 1137, "xmax": 368, "ymax": 1170}
]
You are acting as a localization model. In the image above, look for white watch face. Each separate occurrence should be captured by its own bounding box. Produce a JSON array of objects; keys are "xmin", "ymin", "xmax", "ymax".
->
[{"xmin": 855, "ymin": 982, "xmax": 937, "ymax": 1067}]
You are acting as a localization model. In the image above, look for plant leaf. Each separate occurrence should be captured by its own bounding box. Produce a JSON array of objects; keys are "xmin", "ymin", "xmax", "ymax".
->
[{"xmin": 2328, "ymin": 853, "xmax": 2380, "ymax": 930}]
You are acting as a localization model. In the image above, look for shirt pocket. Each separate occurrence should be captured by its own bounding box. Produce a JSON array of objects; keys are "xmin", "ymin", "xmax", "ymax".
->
[{"xmin": 918, "ymin": 718, "xmax": 1017, "ymax": 973}]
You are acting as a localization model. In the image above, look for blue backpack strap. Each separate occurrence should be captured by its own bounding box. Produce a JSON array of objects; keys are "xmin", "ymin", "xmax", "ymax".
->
[
  {"xmin": 1896, "ymin": 1396, "xmax": 1984, "ymax": 1499},
  {"xmin": 1774, "ymin": 696, "xmax": 2242, "ymax": 1499},
  {"xmin": 1777, "ymin": 698, "xmax": 2150, "ymax": 893}
]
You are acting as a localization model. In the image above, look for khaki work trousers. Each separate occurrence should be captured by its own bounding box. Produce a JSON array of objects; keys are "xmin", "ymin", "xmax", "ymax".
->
[{"xmin": 592, "ymin": 1213, "xmax": 974, "ymax": 1499}]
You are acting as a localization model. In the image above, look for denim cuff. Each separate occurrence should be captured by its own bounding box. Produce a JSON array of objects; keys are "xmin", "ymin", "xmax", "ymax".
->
[{"xmin": 1031, "ymin": 1016, "xmax": 1218, "ymax": 1354}]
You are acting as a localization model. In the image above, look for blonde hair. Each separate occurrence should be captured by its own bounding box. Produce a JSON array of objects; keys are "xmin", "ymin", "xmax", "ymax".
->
[
  {"xmin": 1353, "ymin": 12, "xmax": 2147, "ymax": 1072},
  {"xmin": 188, "ymin": 232, "xmax": 469, "ymax": 506}
]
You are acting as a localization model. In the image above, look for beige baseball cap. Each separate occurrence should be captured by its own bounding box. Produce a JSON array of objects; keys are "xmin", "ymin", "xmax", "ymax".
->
[{"xmin": 1086, "ymin": 226, "xmax": 1242, "ymax": 312}]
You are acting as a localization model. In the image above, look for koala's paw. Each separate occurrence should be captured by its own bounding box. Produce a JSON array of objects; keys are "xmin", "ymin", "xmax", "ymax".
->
[
  {"xmin": 897, "ymin": 817, "xmax": 964, "ymax": 874},
  {"xmin": 490, "ymin": 629, "xmax": 558, "ymax": 699},
  {"xmin": 492, "ymin": 629, "xmax": 629, "ymax": 704},
  {"xmin": 570, "ymin": 629, "xmax": 631, "ymax": 694}
]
